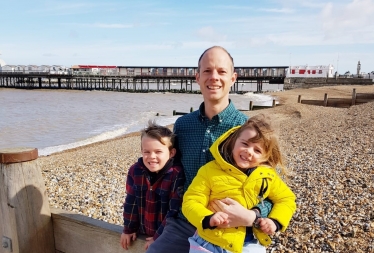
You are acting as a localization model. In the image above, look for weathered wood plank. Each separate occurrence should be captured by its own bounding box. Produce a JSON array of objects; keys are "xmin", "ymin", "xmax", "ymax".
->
[
  {"xmin": 356, "ymin": 93, "xmax": 374, "ymax": 99},
  {"xmin": 300, "ymin": 100, "xmax": 325, "ymax": 106},
  {"xmin": 326, "ymin": 98, "xmax": 352, "ymax": 108},
  {"xmin": 51, "ymin": 208, "xmax": 147, "ymax": 253},
  {"xmin": 0, "ymin": 148, "xmax": 55, "ymax": 253}
]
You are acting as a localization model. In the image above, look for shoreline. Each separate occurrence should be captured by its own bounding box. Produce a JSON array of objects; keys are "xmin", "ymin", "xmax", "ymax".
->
[{"xmin": 39, "ymin": 85, "xmax": 374, "ymax": 252}]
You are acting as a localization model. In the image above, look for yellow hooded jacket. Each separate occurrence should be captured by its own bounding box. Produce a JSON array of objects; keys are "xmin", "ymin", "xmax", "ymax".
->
[{"xmin": 182, "ymin": 126, "xmax": 296, "ymax": 253}]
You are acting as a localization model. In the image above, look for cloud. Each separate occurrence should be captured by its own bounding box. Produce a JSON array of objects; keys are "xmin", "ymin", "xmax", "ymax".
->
[
  {"xmin": 259, "ymin": 8, "xmax": 294, "ymax": 13},
  {"xmin": 321, "ymin": 0, "xmax": 374, "ymax": 41},
  {"xmin": 27, "ymin": 2, "xmax": 96, "ymax": 15},
  {"xmin": 69, "ymin": 30, "xmax": 79, "ymax": 38},
  {"xmin": 195, "ymin": 26, "xmax": 227, "ymax": 43},
  {"xmin": 213, "ymin": 5, "xmax": 253, "ymax": 10},
  {"xmin": 92, "ymin": 23, "xmax": 134, "ymax": 28},
  {"xmin": 42, "ymin": 53, "xmax": 57, "ymax": 57}
]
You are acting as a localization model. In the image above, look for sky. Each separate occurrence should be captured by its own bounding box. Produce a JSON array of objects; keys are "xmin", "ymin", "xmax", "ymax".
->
[{"xmin": 0, "ymin": 0, "xmax": 373, "ymax": 74}]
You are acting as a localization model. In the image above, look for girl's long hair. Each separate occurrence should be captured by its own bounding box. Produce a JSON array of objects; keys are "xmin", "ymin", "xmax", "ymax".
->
[{"xmin": 220, "ymin": 114, "xmax": 288, "ymax": 177}]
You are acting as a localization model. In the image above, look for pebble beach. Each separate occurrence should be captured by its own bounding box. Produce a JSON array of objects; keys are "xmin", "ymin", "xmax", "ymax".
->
[{"xmin": 39, "ymin": 85, "xmax": 374, "ymax": 253}]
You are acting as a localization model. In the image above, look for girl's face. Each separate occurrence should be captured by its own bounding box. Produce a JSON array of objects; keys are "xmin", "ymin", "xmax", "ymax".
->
[{"xmin": 232, "ymin": 128, "xmax": 266, "ymax": 170}]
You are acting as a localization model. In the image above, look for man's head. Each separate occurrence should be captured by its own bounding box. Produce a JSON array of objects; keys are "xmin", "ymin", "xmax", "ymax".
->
[
  {"xmin": 197, "ymin": 46, "xmax": 234, "ymax": 73},
  {"xmin": 195, "ymin": 46, "xmax": 237, "ymax": 107}
]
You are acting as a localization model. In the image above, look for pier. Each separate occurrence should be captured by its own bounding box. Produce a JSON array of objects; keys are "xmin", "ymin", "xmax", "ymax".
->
[{"xmin": 0, "ymin": 66, "xmax": 287, "ymax": 93}]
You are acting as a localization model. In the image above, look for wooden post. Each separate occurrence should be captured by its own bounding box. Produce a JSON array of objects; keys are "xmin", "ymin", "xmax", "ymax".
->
[
  {"xmin": 0, "ymin": 148, "xmax": 55, "ymax": 253},
  {"xmin": 190, "ymin": 107, "xmax": 193, "ymax": 112},
  {"xmin": 249, "ymin": 101, "xmax": 253, "ymax": 111},
  {"xmin": 298, "ymin": 95, "xmax": 301, "ymax": 103},
  {"xmin": 323, "ymin": 93, "xmax": 328, "ymax": 107},
  {"xmin": 173, "ymin": 110, "xmax": 176, "ymax": 116},
  {"xmin": 352, "ymin": 88, "xmax": 356, "ymax": 106},
  {"xmin": 272, "ymin": 99, "xmax": 276, "ymax": 107}
]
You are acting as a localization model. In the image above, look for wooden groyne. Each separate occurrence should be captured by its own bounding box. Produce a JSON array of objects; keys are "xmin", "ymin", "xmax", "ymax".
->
[
  {"xmin": 298, "ymin": 89, "xmax": 374, "ymax": 108},
  {"xmin": 0, "ymin": 148, "xmax": 146, "ymax": 253},
  {"xmin": 172, "ymin": 100, "xmax": 278, "ymax": 115}
]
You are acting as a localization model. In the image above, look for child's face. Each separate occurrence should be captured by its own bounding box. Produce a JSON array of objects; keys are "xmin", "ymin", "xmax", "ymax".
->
[
  {"xmin": 232, "ymin": 128, "xmax": 266, "ymax": 169},
  {"xmin": 141, "ymin": 136, "xmax": 176, "ymax": 173}
]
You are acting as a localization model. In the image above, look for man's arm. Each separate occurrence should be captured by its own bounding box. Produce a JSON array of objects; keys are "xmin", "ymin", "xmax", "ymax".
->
[{"xmin": 208, "ymin": 197, "xmax": 273, "ymax": 228}]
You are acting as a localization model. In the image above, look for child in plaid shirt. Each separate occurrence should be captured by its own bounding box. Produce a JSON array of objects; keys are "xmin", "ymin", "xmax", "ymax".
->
[{"xmin": 120, "ymin": 121, "xmax": 185, "ymax": 250}]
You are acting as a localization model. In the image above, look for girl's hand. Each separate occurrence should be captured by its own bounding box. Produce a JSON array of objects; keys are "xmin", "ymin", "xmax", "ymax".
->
[
  {"xmin": 258, "ymin": 218, "xmax": 277, "ymax": 235},
  {"xmin": 210, "ymin": 211, "xmax": 229, "ymax": 227}
]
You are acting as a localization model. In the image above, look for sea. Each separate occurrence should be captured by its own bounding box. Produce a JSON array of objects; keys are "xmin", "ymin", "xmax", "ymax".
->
[{"xmin": 0, "ymin": 83, "xmax": 283, "ymax": 156}]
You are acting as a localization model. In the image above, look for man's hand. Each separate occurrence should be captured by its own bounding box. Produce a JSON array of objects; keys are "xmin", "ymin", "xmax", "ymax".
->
[
  {"xmin": 144, "ymin": 237, "xmax": 154, "ymax": 250},
  {"xmin": 257, "ymin": 218, "xmax": 277, "ymax": 235},
  {"xmin": 210, "ymin": 211, "xmax": 229, "ymax": 227},
  {"xmin": 120, "ymin": 232, "xmax": 137, "ymax": 250},
  {"xmin": 208, "ymin": 198, "xmax": 256, "ymax": 228}
]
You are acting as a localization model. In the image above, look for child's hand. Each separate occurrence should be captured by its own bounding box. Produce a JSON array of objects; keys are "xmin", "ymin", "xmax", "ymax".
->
[
  {"xmin": 120, "ymin": 232, "xmax": 137, "ymax": 250},
  {"xmin": 257, "ymin": 218, "xmax": 277, "ymax": 235},
  {"xmin": 144, "ymin": 237, "xmax": 154, "ymax": 250},
  {"xmin": 210, "ymin": 211, "xmax": 229, "ymax": 227}
]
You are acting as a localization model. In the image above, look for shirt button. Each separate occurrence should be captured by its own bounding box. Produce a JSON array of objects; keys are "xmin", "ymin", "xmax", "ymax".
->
[
  {"xmin": 207, "ymin": 129, "xmax": 210, "ymax": 133},
  {"xmin": 202, "ymin": 149, "xmax": 205, "ymax": 153}
]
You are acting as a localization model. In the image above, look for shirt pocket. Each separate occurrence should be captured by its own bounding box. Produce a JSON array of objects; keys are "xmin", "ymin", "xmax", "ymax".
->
[
  {"xmin": 133, "ymin": 185, "xmax": 148, "ymax": 192},
  {"xmin": 154, "ymin": 188, "xmax": 170, "ymax": 205},
  {"xmin": 154, "ymin": 188, "xmax": 169, "ymax": 197}
]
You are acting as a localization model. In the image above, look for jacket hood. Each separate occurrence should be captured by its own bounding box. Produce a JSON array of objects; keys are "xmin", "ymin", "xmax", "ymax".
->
[{"xmin": 209, "ymin": 125, "xmax": 243, "ymax": 174}]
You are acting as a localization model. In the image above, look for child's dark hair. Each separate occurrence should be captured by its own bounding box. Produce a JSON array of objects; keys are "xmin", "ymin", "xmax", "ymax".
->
[
  {"xmin": 141, "ymin": 120, "xmax": 175, "ymax": 150},
  {"xmin": 221, "ymin": 114, "xmax": 287, "ymax": 177}
]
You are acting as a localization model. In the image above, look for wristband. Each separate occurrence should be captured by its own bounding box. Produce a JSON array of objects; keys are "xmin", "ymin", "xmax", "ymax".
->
[{"xmin": 253, "ymin": 210, "xmax": 261, "ymax": 228}]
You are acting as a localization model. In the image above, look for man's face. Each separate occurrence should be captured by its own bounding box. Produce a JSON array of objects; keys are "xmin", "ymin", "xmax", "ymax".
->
[{"xmin": 196, "ymin": 48, "xmax": 236, "ymax": 104}]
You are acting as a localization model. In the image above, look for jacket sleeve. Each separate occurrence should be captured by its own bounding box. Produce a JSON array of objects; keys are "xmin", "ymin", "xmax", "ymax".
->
[
  {"xmin": 182, "ymin": 165, "xmax": 214, "ymax": 229},
  {"xmin": 266, "ymin": 175, "xmax": 297, "ymax": 231},
  {"xmin": 154, "ymin": 167, "xmax": 185, "ymax": 240},
  {"xmin": 123, "ymin": 165, "xmax": 140, "ymax": 234},
  {"xmin": 254, "ymin": 198, "xmax": 273, "ymax": 217}
]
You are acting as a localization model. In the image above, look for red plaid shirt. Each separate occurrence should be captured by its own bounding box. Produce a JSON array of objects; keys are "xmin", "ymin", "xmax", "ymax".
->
[{"xmin": 123, "ymin": 158, "xmax": 185, "ymax": 240}]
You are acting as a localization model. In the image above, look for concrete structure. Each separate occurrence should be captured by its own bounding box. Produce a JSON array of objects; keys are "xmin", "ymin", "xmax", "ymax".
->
[
  {"xmin": 287, "ymin": 65, "xmax": 334, "ymax": 78},
  {"xmin": 284, "ymin": 77, "xmax": 373, "ymax": 90}
]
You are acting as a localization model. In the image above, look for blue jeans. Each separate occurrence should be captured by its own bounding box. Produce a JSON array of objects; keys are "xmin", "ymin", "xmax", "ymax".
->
[
  {"xmin": 146, "ymin": 217, "xmax": 196, "ymax": 253},
  {"xmin": 188, "ymin": 233, "xmax": 266, "ymax": 253}
]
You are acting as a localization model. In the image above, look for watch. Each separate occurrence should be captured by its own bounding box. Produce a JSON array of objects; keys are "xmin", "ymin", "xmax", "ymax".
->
[{"xmin": 253, "ymin": 210, "xmax": 261, "ymax": 228}]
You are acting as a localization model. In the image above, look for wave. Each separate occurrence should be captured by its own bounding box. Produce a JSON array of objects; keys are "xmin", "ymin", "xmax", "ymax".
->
[{"xmin": 38, "ymin": 115, "xmax": 180, "ymax": 157}]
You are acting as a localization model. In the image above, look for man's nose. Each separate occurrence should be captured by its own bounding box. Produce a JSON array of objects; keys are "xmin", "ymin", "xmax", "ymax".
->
[{"xmin": 209, "ymin": 70, "xmax": 219, "ymax": 80}]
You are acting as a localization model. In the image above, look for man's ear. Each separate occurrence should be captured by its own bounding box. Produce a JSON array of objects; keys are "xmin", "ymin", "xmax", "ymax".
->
[
  {"xmin": 231, "ymin": 71, "xmax": 237, "ymax": 85},
  {"xmin": 195, "ymin": 72, "xmax": 200, "ymax": 83},
  {"xmin": 170, "ymin": 148, "xmax": 177, "ymax": 158}
]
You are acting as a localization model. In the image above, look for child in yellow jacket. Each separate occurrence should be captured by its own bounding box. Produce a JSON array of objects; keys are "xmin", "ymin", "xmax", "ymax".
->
[{"xmin": 182, "ymin": 114, "xmax": 296, "ymax": 253}]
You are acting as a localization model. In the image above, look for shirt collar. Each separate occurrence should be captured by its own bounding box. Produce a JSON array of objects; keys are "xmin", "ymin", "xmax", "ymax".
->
[{"xmin": 198, "ymin": 99, "xmax": 236, "ymax": 123}]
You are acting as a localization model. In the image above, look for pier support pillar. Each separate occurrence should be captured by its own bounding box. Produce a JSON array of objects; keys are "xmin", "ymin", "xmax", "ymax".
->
[
  {"xmin": 257, "ymin": 80, "xmax": 263, "ymax": 93},
  {"xmin": 0, "ymin": 148, "xmax": 55, "ymax": 253}
]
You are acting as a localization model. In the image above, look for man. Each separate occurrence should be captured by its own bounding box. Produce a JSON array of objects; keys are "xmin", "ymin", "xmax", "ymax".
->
[{"xmin": 146, "ymin": 46, "xmax": 272, "ymax": 253}]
